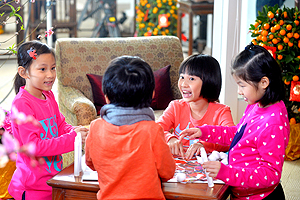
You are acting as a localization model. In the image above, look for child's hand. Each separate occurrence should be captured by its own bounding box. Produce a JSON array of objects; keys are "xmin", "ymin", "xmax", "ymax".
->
[
  {"xmin": 74, "ymin": 126, "xmax": 89, "ymax": 144},
  {"xmin": 167, "ymin": 137, "xmax": 185, "ymax": 158},
  {"xmin": 179, "ymin": 128, "xmax": 202, "ymax": 142},
  {"xmin": 202, "ymin": 161, "xmax": 221, "ymax": 178},
  {"xmin": 185, "ymin": 143, "xmax": 204, "ymax": 160}
]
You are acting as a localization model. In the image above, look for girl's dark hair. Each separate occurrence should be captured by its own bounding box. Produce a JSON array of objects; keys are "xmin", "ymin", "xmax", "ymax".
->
[
  {"xmin": 231, "ymin": 43, "xmax": 284, "ymax": 107},
  {"xmin": 14, "ymin": 40, "xmax": 55, "ymax": 94},
  {"xmin": 179, "ymin": 54, "xmax": 222, "ymax": 102},
  {"xmin": 102, "ymin": 55, "xmax": 155, "ymax": 108}
]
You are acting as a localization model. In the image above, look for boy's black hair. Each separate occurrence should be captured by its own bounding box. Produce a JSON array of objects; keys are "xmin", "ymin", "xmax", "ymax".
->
[
  {"xmin": 179, "ymin": 54, "xmax": 222, "ymax": 102},
  {"xmin": 231, "ymin": 43, "xmax": 284, "ymax": 107},
  {"xmin": 102, "ymin": 55, "xmax": 155, "ymax": 108},
  {"xmin": 14, "ymin": 40, "xmax": 55, "ymax": 94}
]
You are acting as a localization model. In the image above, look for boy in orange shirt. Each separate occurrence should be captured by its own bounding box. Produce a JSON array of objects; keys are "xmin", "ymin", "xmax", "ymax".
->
[{"xmin": 85, "ymin": 56, "xmax": 176, "ymax": 200}]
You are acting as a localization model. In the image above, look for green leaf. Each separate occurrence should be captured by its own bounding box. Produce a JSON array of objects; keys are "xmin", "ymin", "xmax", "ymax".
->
[
  {"xmin": 257, "ymin": 16, "xmax": 267, "ymax": 21},
  {"xmin": 14, "ymin": 13, "xmax": 23, "ymax": 22},
  {"xmin": 285, "ymin": 54, "xmax": 294, "ymax": 63},
  {"xmin": 263, "ymin": 5, "xmax": 268, "ymax": 15}
]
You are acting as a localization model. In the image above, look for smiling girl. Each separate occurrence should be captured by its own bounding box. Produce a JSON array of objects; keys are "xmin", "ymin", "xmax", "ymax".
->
[
  {"xmin": 157, "ymin": 54, "xmax": 234, "ymax": 159},
  {"xmin": 8, "ymin": 40, "xmax": 88, "ymax": 200}
]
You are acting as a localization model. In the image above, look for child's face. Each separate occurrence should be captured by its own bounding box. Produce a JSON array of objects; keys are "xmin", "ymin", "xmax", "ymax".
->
[
  {"xmin": 24, "ymin": 53, "xmax": 56, "ymax": 99},
  {"xmin": 233, "ymin": 75, "xmax": 265, "ymax": 105},
  {"xmin": 178, "ymin": 73, "xmax": 203, "ymax": 102}
]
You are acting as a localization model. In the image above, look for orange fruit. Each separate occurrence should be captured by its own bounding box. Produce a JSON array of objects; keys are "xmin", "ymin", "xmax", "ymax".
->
[
  {"xmin": 263, "ymin": 23, "xmax": 270, "ymax": 30},
  {"xmin": 280, "ymin": 29, "xmax": 286, "ymax": 35},
  {"xmin": 278, "ymin": 44, "xmax": 283, "ymax": 50},
  {"xmin": 294, "ymin": 20, "xmax": 299, "ymax": 26},
  {"xmin": 252, "ymin": 40, "xmax": 257, "ymax": 45},
  {"xmin": 261, "ymin": 36, "xmax": 267, "ymax": 42},
  {"xmin": 268, "ymin": 11, "xmax": 274, "ymax": 18},
  {"xmin": 270, "ymin": 27, "xmax": 276, "ymax": 33},
  {"xmin": 283, "ymin": 11, "xmax": 288, "ymax": 18},
  {"xmin": 286, "ymin": 24, "xmax": 292, "ymax": 30},
  {"xmin": 261, "ymin": 30, "xmax": 268, "ymax": 36},
  {"xmin": 288, "ymin": 42, "xmax": 293, "ymax": 47},
  {"xmin": 272, "ymin": 38, "xmax": 278, "ymax": 44},
  {"xmin": 269, "ymin": 34, "xmax": 274, "ymax": 39},
  {"xmin": 254, "ymin": 22, "xmax": 259, "ymax": 28},
  {"xmin": 279, "ymin": 20, "xmax": 284, "ymax": 25},
  {"xmin": 287, "ymin": 32, "xmax": 293, "ymax": 38},
  {"xmin": 294, "ymin": 33, "xmax": 300, "ymax": 39},
  {"xmin": 259, "ymin": 43, "xmax": 266, "ymax": 47},
  {"xmin": 284, "ymin": 79, "xmax": 290, "ymax": 85},
  {"xmin": 293, "ymin": 75, "xmax": 299, "ymax": 81},
  {"xmin": 297, "ymin": 55, "xmax": 300, "ymax": 59},
  {"xmin": 257, "ymin": 35, "xmax": 261, "ymax": 41},
  {"xmin": 283, "ymin": 37, "xmax": 289, "ymax": 43},
  {"xmin": 278, "ymin": 55, "xmax": 283, "ymax": 60},
  {"xmin": 275, "ymin": 24, "xmax": 281, "ymax": 30},
  {"xmin": 290, "ymin": 118, "xmax": 296, "ymax": 124}
]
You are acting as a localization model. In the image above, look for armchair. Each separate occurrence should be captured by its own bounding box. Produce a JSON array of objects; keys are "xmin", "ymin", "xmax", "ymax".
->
[
  {"xmin": 56, "ymin": 36, "xmax": 184, "ymax": 168},
  {"xmin": 55, "ymin": 36, "xmax": 184, "ymax": 126}
]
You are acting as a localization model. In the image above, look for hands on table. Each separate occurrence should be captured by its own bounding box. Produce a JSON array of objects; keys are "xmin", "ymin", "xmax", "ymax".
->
[{"xmin": 172, "ymin": 127, "xmax": 221, "ymax": 178}]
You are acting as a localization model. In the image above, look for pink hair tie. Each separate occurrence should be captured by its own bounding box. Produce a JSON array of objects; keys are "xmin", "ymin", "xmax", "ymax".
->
[{"xmin": 27, "ymin": 47, "xmax": 37, "ymax": 60}]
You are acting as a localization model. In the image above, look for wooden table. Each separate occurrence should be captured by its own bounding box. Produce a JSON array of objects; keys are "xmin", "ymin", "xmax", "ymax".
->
[
  {"xmin": 177, "ymin": 0, "xmax": 214, "ymax": 56},
  {"xmin": 47, "ymin": 163, "xmax": 230, "ymax": 200}
]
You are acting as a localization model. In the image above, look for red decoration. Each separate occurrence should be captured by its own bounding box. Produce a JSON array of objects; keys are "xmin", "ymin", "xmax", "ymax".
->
[
  {"xmin": 263, "ymin": 46, "xmax": 277, "ymax": 59},
  {"xmin": 181, "ymin": 34, "xmax": 187, "ymax": 42},
  {"xmin": 158, "ymin": 14, "xmax": 168, "ymax": 27},
  {"xmin": 289, "ymin": 81, "xmax": 300, "ymax": 102},
  {"xmin": 144, "ymin": 9, "xmax": 149, "ymax": 22}
]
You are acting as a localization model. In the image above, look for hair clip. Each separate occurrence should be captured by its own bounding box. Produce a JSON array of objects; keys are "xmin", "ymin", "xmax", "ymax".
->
[
  {"xmin": 27, "ymin": 47, "xmax": 37, "ymax": 60},
  {"xmin": 245, "ymin": 42, "xmax": 255, "ymax": 50}
]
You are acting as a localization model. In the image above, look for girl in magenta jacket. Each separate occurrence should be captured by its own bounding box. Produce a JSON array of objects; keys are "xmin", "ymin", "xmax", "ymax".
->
[{"xmin": 8, "ymin": 41, "xmax": 88, "ymax": 200}]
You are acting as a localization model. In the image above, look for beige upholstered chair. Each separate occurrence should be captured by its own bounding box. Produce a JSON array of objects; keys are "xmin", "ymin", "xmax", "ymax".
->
[{"xmin": 55, "ymin": 36, "xmax": 184, "ymax": 167}]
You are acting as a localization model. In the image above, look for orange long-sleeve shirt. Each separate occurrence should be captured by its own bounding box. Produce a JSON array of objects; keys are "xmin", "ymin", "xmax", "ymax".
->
[
  {"xmin": 85, "ymin": 119, "xmax": 175, "ymax": 200},
  {"xmin": 157, "ymin": 100, "xmax": 235, "ymax": 153}
]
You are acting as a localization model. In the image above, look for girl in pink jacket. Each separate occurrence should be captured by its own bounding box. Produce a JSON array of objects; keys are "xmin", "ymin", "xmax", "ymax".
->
[
  {"xmin": 8, "ymin": 40, "xmax": 88, "ymax": 200},
  {"xmin": 180, "ymin": 43, "xmax": 289, "ymax": 199}
]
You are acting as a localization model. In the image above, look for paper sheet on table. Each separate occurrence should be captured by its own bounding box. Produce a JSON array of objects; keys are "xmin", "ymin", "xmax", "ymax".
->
[
  {"xmin": 81, "ymin": 154, "xmax": 98, "ymax": 181},
  {"xmin": 167, "ymin": 156, "xmax": 224, "ymax": 184}
]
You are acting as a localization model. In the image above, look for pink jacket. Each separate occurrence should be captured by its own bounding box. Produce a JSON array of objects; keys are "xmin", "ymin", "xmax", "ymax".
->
[
  {"xmin": 198, "ymin": 101, "xmax": 290, "ymax": 199},
  {"xmin": 8, "ymin": 87, "xmax": 76, "ymax": 200}
]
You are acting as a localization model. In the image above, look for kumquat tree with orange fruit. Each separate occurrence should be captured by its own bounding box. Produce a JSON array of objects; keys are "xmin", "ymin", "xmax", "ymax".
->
[
  {"xmin": 250, "ymin": 5, "xmax": 300, "ymax": 124},
  {"xmin": 135, "ymin": 0, "xmax": 178, "ymax": 37}
]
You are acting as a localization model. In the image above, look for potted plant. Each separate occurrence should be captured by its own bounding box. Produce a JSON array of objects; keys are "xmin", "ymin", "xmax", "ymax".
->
[
  {"xmin": 249, "ymin": 4, "xmax": 300, "ymax": 161},
  {"xmin": 135, "ymin": 0, "xmax": 178, "ymax": 37}
]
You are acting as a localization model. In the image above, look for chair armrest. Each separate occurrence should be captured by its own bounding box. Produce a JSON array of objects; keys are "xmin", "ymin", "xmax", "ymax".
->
[{"xmin": 58, "ymin": 85, "xmax": 97, "ymax": 126}]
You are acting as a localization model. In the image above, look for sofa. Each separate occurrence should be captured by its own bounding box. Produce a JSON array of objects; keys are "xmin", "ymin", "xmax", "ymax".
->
[{"xmin": 55, "ymin": 36, "xmax": 184, "ymax": 167}]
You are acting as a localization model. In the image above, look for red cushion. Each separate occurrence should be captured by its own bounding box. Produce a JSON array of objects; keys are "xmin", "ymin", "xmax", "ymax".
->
[
  {"xmin": 86, "ymin": 74, "xmax": 106, "ymax": 115},
  {"xmin": 86, "ymin": 65, "xmax": 173, "ymax": 114},
  {"xmin": 152, "ymin": 65, "xmax": 174, "ymax": 110}
]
